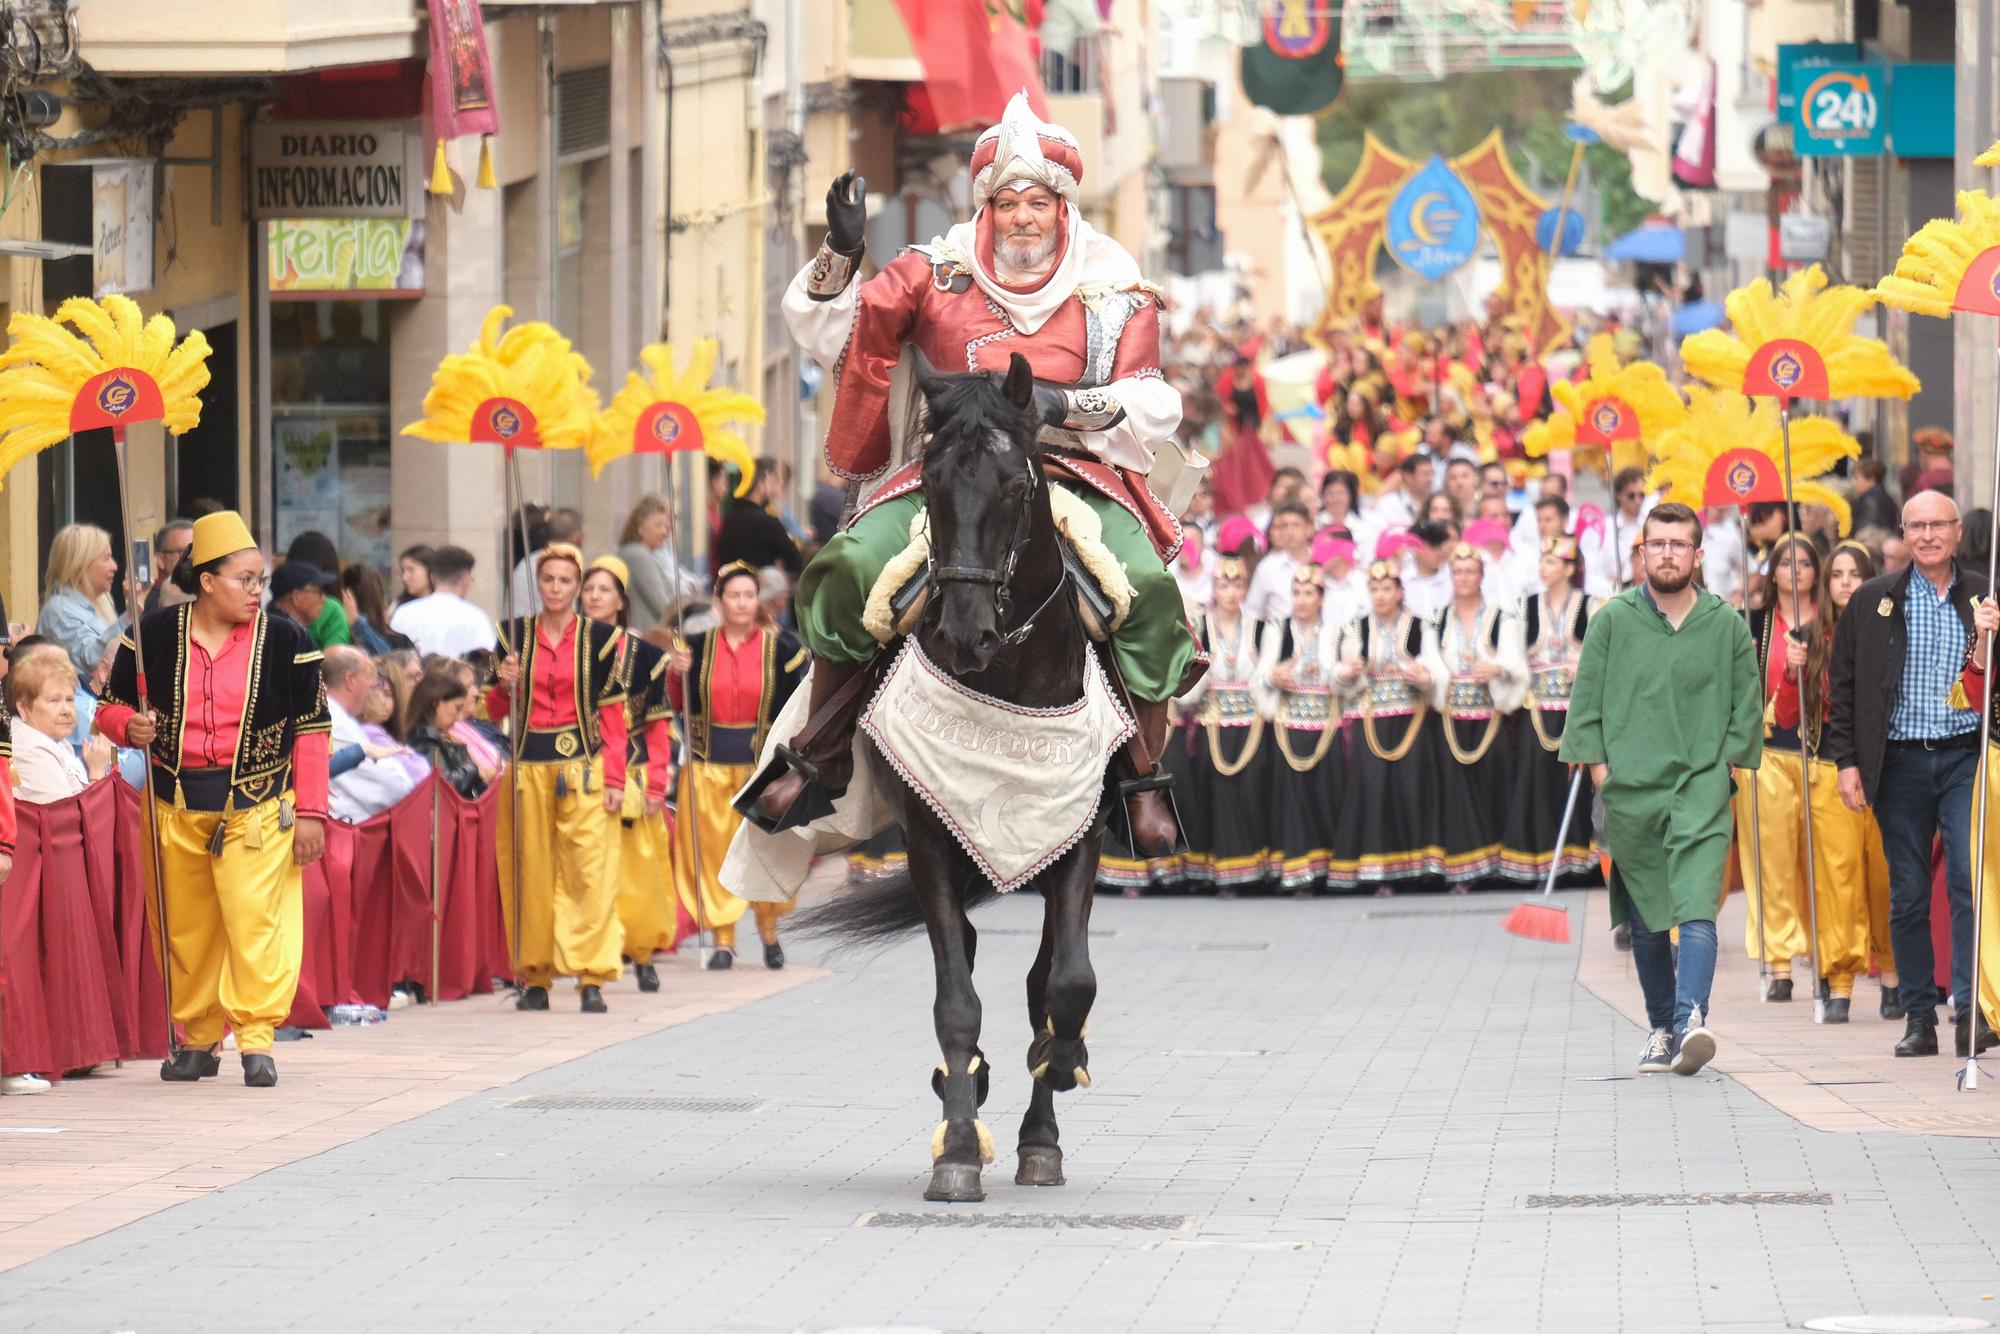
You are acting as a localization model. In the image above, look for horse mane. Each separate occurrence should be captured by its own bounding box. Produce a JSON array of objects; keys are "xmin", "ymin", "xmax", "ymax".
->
[{"xmin": 921, "ymin": 369, "xmax": 1038, "ymax": 461}]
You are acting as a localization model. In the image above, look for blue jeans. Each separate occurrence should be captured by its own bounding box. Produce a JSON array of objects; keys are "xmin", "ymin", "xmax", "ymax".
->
[
  {"xmin": 1628, "ymin": 914, "xmax": 1718, "ymax": 1032},
  {"xmin": 1873, "ymin": 744, "xmax": 1977, "ymax": 1021}
]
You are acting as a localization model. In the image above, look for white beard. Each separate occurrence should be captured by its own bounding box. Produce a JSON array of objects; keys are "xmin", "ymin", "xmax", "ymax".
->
[{"xmin": 996, "ymin": 230, "xmax": 1058, "ymax": 276}]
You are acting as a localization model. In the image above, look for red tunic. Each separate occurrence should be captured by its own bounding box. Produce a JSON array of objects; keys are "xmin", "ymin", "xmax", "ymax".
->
[
  {"xmin": 667, "ymin": 626, "xmax": 765, "ymax": 725},
  {"xmin": 826, "ymin": 250, "xmax": 1181, "ymax": 559},
  {"xmin": 484, "ymin": 616, "xmax": 628, "ymax": 789}
]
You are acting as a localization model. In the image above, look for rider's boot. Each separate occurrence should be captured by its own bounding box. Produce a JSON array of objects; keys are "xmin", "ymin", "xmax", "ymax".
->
[
  {"xmin": 749, "ymin": 653, "xmax": 869, "ymax": 830},
  {"xmin": 1119, "ymin": 698, "xmax": 1179, "ymax": 857}
]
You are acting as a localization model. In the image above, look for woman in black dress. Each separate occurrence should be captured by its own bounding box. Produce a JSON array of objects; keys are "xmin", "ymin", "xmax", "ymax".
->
[
  {"xmin": 1502, "ymin": 536, "xmax": 1600, "ymax": 885},
  {"xmin": 1268, "ymin": 566, "xmax": 1342, "ymax": 897}
]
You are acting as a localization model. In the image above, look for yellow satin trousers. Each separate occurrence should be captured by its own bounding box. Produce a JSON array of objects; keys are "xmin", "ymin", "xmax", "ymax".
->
[
  {"xmin": 673, "ymin": 760, "xmax": 791, "ymax": 949},
  {"xmin": 616, "ymin": 773, "xmax": 678, "ymax": 962},
  {"xmin": 1735, "ymin": 755, "xmax": 1870, "ymax": 992},
  {"xmin": 497, "ymin": 757, "xmax": 622, "ymax": 989},
  {"xmin": 147, "ymin": 796, "xmax": 301, "ymax": 1053}
]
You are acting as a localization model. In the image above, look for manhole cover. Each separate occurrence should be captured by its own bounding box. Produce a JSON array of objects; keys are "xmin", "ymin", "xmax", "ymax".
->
[
  {"xmin": 1365, "ymin": 907, "xmax": 1512, "ymax": 919},
  {"xmin": 1193, "ymin": 942, "xmax": 1269, "ymax": 952},
  {"xmin": 505, "ymin": 1094, "xmax": 766, "ymax": 1113},
  {"xmin": 1521, "ymin": 1191, "xmax": 1836, "ymax": 1209},
  {"xmin": 1803, "ymin": 1319, "xmax": 1991, "ymax": 1333},
  {"xmin": 858, "ymin": 1212, "xmax": 1192, "ymax": 1230}
]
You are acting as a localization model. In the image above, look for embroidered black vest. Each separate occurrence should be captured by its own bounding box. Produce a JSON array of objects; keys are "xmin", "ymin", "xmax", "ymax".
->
[
  {"xmin": 494, "ymin": 615, "xmax": 625, "ymax": 762},
  {"xmin": 102, "ymin": 607, "xmax": 331, "ymax": 808}
]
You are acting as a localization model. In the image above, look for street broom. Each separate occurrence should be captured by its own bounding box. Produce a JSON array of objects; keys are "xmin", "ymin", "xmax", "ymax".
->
[{"xmin": 1504, "ymin": 767, "xmax": 1584, "ymax": 944}]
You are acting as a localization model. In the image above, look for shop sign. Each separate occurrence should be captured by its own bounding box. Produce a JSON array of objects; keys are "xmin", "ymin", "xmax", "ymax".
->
[
  {"xmin": 267, "ymin": 218, "xmax": 425, "ymax": 297},
  {"xmin": 251, "ymin": 121, "xmax": 421, "ymax": 220},
  {"xmin": 1778, "ymin": 46, "xmax": 1886, "ymax": 158},
  {"xmin": 39, "ymin": 158, "xmax": 156, "ymax": 299}
]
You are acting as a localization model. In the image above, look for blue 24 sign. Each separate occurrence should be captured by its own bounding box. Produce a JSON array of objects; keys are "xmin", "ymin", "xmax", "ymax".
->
[{"xmin": 1781, "ymin": 57, "xmax": 1887, "ymax": 157}]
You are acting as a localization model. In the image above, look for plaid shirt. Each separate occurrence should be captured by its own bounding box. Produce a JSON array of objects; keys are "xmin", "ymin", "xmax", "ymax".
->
[{"xmin": 1888, "ymin": 566, "xmax": 1979, "ymax": 741}]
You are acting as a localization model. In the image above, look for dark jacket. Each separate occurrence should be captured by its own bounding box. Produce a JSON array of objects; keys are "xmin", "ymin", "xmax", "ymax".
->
[
  {"xmin": 410, "ymin": 723, "xmax": 485, "ymax": 799},
  {"xmin": 1826, "ymin": 560, "xmax": 1987, "ymax": 803},
  {"xmin": 715, "ymin": 501, "xmax": 802, "ymax": 578},
  {"xmin": 1851, "ymin": 484, "xmax": 1899, "ymax": 536}
]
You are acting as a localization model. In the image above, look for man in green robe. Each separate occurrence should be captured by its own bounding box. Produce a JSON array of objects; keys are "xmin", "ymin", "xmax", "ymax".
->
[{"xmin": 1563, "ymin": 502, "xmax": 1763, "ymax": 1076}]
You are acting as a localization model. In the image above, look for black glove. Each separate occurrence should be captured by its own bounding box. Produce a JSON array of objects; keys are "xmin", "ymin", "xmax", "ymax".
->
[
  {"xmin": 1031, "ymin": 382, "xmax": 1070, "ymax": 429},
  {"xmin": 826, "ymin": 171, "xmax": 868, "ymax": 258}
]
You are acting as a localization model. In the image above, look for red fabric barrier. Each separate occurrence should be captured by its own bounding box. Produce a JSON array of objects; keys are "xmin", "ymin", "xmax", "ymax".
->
[
  {"xmin": 1932, "ymin": 838, "xmax": 1951, "ymax": 993},
  {"xmin": 2, "ymin": 779, "xmax": 168, "ymax": 1077},
  {"xmin": 9, "ymin": 774, "xmax": 511, "ymax": 1068}
]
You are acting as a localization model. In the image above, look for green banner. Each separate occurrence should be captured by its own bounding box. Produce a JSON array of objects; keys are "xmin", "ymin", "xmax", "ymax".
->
[{"xmin": 1241, "ymin": 1, "xmax": 1344, "ymax": 117}]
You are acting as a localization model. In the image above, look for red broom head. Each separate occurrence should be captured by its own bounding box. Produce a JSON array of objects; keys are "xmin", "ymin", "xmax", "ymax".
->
[{"xmin": 1503, "ymin": 898, "xmax": 1571, "ymax": 944}]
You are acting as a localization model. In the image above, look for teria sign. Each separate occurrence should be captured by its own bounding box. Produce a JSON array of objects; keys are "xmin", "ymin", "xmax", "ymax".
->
[{"xmin": 250, "ymin": 121, "xmax": 422, "ymax": 220}]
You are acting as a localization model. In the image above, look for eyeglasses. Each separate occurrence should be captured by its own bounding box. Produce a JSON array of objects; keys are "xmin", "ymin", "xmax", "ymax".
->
[
  {"xmin": 160, "ymin": 546, "xmax": 191, "ymax": 563},
  {"xmin": 1902, "ymin": 519, "xmax": 1960, "ymax": 537},
  {"xmin": 1643, "ymin": 539, "xmax": 1697, "ymax": 555},
  {"xmin": 1619, "ymin": 490, "xmax": 1644, "ymax": 501},
  {"xmin": 371, "ymin": 676, "xmax": 392, "ymax": 691},
  {"xmin": 224, "ymin": 572, "xmax": 267, "ymax": 593}
]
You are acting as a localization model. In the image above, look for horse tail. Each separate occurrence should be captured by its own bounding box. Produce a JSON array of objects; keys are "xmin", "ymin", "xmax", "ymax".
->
[{"xmin": 790, "ymin": 865, "xmax": 1003, "ymax": 953}]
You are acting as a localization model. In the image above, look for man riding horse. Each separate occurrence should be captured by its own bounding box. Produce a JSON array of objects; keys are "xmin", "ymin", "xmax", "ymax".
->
[{"xmin": 756, "ymin": 93, "xmax": 1199, "ymax": 852}]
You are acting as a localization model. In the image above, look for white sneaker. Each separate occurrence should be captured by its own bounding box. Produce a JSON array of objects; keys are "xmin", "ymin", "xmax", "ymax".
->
[
  {"xmin": 1, "ymin": 1073, "xmax": 51, "ymax": 1095},
  {"xmin": 1637, "ymin": 1029, "xmax": 1674, "ymax": 1074},
  {"xmin": 1672, "ymin": 1008, "xmax": 1717, "ymax": 1076}
]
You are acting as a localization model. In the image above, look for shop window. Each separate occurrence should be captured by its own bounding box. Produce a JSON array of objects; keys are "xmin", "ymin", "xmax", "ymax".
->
[{"xmin": 268, "ymin": 300, "xmax": 394, "ymax": 569}]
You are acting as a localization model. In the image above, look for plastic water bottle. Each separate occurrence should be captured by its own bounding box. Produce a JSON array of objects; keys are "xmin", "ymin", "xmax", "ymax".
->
[{"xmin": 327, "ymin": 1004, "xmax": 388, "ymax": 1026}]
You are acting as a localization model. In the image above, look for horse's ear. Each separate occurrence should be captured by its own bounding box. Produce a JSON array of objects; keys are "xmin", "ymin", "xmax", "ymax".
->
[
  {"xmin": 909, "ymin": 344, "xmax": 947, "ymax": 398},
  {"xmin": 1002, "ymin": 353, "xmax": 1035, "ymax": 412}
]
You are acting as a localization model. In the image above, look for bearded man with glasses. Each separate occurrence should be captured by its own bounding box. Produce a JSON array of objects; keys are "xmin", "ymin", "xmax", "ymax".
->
[
  {"xmin": 1563, "ymin": 502, "xmax": 1764, "ymax": 1076},
  {"xmin": 1827, "ymin": 489, "xmax": 1995, "ymax": 1059}
]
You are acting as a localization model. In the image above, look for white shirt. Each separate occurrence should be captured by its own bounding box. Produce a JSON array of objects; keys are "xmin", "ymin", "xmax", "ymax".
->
[
  {"xmin": 1365, "ymin": 488, "xmax": 1416, "ymax": 532},
  {"xmin": 1589, "ymin": 498, "xmax": 1656, "ymax": 594},
  {"xmin": 10, "ymin": 718, "xmax": 89, "ymax": 803},
  {"xmin": 389, "ymin": 590, "xmax": 497, "ymax": 659},
  {"xmin": 1321, "ymin": 567, "xmax": 1368, "ymax": 630},
  {"xmin": 1246, "ymin": 549, "xmax": 1306, "ymax": 623},
  {"xmin": 327, "ymin": 698, "xmax": 424, "ymax": 824},
  {"xmin": 1173, "ymin": 546, "xmax": 1216, "ymax": 615},
  {"xmin": 1702, "ymin": 520, "xmax": 1746, "ymax": 603},
  {"xmin": 1402, "ymin": 562, "xmax": 1452, "ymax": 619}
]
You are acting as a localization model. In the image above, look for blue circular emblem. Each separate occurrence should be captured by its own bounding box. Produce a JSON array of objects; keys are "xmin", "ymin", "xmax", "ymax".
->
[
  {"xmin": 651, "ymin": 412, "xmax": 681, "ymax": 445},
  {"xmin": 1591, "ymin": 403, "xmax": 1622, "ymax": 435},
  {"xmin": 97, "ymin": 373, "xmax": 137, "ymax": 418},
  {"xmin": 1770, "ymin": 352, "xmax": 1803, "ymax": 390},
  {"xmin": 490, "ymin": 405, "xmax": 521, "ymax": 439},
  {"xmin": 1727, "ymin": 459, "xmax": 1758, "ymax": 497}
]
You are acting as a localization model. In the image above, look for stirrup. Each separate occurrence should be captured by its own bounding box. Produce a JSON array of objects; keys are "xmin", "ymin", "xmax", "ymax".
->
[
  {"xmin": 1105, "ymin": 769, "xmax": 1184, "ymax": 856},
  {"xmin": 733, "ymin": 744, "xmax": 845, "ymax": 835}
]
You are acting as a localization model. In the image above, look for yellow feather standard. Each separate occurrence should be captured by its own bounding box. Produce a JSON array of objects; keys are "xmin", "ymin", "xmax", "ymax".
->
[
  {"xmin": 400, "ymin": 304, "xmax": 597, "ymax": 451},
  {"xmin": 1875, "ymin": 190, "xmax": 2000, "ymax": 320},
  {"xmin": 1647, "ymin": 387, "xmax": 1860, "ymax": 535},
  {"xmin": 0, "ymin": 294, "xmax": 212, "ymax": 488},
  {"xmin": 1681, "ymin": 264, "xmax": 1919, "ymax": 401},
  {"xmin": 1521, "ymin": 333, "xmax": 1686, "ymax": 477},
  {"xmin": 589, "ymin": 340, "xmax": 766, "ymax": 496}
]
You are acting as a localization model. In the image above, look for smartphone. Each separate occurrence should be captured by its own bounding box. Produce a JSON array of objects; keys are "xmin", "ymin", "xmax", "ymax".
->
[{"xmin": 132, "ymin": 537, "xmax": 152, "ymax": 587}]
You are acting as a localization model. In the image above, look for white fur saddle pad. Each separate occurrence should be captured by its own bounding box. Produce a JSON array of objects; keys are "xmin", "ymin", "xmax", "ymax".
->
[
  {"xmin": 861, "ymin": 484, "xmax": 1135, "ymax": 645},
  {"xmin": 859, "ymin": 637, "xmax": 1134, "ymax": 892}
]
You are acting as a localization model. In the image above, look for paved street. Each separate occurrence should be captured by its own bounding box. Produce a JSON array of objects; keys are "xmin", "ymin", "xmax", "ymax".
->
[{"xmin": 7, "ymin": 885, "xmax": 2000, "ymax": 1333}]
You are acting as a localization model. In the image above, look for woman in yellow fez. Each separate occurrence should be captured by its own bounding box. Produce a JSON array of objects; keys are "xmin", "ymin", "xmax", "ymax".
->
[
  {"xmin": 488, "ymin": 543, "xmax": 629, "ymax": 1013},
  {"xmin": 96, "ymin": 510, "xmax": 331, "ymax": 1089},
  {"xmin": 581, "ymin": 554, "xmax": 677, "ymax": 992}
]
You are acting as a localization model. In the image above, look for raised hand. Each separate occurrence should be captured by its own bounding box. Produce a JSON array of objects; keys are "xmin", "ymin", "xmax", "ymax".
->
[{"xmin": 827, "ymin": 171, "xmax": 868, "ymax": 257}]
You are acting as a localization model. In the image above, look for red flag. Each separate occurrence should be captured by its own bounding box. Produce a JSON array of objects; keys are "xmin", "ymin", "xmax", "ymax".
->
[{"xmin": 891, "ymin": 0, "xmax": 1048, "ymax": 133}]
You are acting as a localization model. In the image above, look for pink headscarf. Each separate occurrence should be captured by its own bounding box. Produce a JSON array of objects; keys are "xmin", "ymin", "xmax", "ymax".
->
[
  {"xmin": 1463, "ymin": 517, "xmax": 1510, "ymax": 550},
  {"xmin": 1374, "ymin": 528, "xmax": 1423, "ymax": 564},
  {"xmin": 1216, "ymin": 514, "xmax": 1265, "ymax": 558},
  {"xmin": 1312, "ymin": 533, "xmax": 1357, "ymax": 567}
]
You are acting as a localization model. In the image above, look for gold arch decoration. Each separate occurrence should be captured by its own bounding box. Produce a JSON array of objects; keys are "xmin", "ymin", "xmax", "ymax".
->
[{"xmin": 1308, "ymin": 131, "xmax": 1572, "ymax": 359}]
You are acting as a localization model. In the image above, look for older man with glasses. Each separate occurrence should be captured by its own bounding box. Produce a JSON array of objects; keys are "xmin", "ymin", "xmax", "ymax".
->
[{"xmin": 1827, "ymin": 490, "xmax": 1995, "ymax": 1059}]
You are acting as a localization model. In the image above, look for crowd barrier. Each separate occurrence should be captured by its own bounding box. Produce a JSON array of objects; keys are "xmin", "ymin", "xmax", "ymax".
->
[{"xmin": 3, "ymin": 775, "xmax": 515, "ymax": 1077}]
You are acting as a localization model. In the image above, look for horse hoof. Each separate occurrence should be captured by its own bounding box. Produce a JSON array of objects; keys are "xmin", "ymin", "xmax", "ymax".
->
[
  {"xmin": 1015, "ymin": 1145, "xmax": 1066, "ymax": 1187},
  {"xmin": 924, "ymin": 1163, "xmax": 985, "ymax": 1202}
]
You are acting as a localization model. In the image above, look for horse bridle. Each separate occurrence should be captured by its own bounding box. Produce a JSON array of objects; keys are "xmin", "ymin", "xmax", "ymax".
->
[{"xmin": 926, "ymin": 451, "xmax": 1069, "ymax": 649}]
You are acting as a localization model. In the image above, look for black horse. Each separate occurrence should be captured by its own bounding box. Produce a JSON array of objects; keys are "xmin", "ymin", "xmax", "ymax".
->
[{"xmin": 797, "ymin": 351, "xmax": 1106, "ymax": 1202}]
